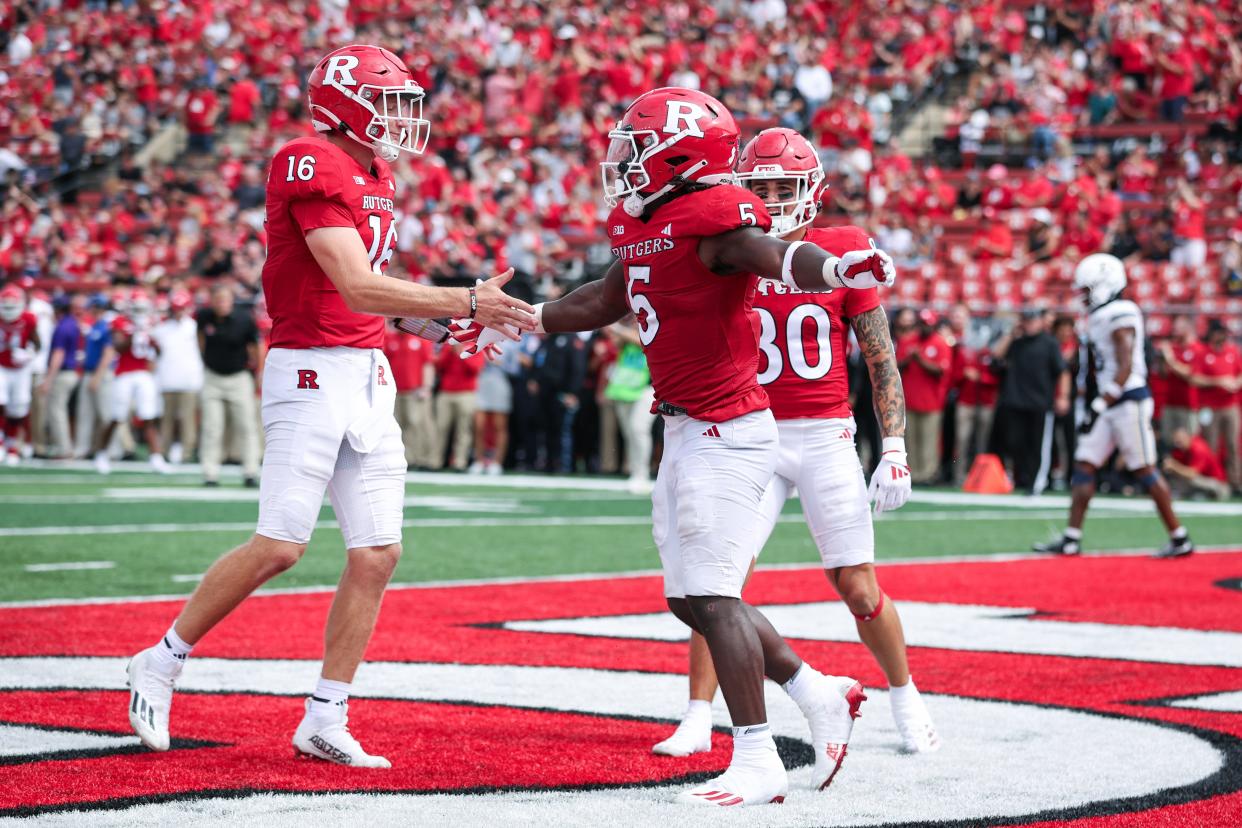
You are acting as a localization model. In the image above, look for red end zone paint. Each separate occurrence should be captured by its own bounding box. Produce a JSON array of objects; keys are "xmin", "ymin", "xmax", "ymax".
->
[{"xmin": 0, "ymin": 552, "xmax": 1241, "ymax": 823}]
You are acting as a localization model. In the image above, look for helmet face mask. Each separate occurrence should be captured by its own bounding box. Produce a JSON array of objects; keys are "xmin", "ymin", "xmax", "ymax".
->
[
  {"xmin": 739, "ymin": 166, "xmax": 822, "ymax": 237},
  {"xmin": 601, "ymin": 128, "xmax": 657, "ymax": 207},
  {"xmin": 0, "ymin": 288, "xmax": 23, "ymax": 323}
]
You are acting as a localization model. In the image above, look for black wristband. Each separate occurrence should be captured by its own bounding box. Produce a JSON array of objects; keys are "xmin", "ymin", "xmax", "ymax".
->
[{"xmin": 468, "ymin": 286, "xmax": 478, "ymax": 319}]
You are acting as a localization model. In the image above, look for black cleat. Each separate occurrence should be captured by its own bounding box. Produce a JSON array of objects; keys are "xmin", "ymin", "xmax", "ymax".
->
[
  {"xmin": 243, "ymin": 476, "xmax": 259, "ymax": 489},
  {"xmin": 1153, "ymin": 536, "xmax": 1194, "ymax": 559},
  {"xmin": 1034, "ymin": 536, "xmax": 1081, "ymax": 556}
]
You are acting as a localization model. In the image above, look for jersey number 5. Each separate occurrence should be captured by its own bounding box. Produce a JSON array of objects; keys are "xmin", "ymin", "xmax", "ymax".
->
[
  {"xmin": 625, "ymin": 266, "xmax": 659, "ymax": 346},
  {"xmin": 756, "ymin": 305, "xmax": 833, "ymax": 384}
]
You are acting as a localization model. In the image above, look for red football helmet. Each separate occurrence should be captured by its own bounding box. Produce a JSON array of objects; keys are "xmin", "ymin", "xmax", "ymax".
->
[
  {"xmin": 127, "ymin": 288, "xmax": 153, "ymax": 323},
  {"xmin": 0, "ymin": 285, "xmax": 24, "ymax": 322},
  {"xmin": 601, "ymin": 87, "xmax": 740, "ymax": 216},
  {"xmin": 307, "ymin": 44, "xmax": 430, "ymax": 163},
  {"xmin": 736, "ymin": 128, "xmax": 826, "ymax": 237}
]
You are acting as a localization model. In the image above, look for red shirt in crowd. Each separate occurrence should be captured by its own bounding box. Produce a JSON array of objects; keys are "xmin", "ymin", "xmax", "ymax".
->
[
  {"xmin": 185, "ymin": 88, "xmax": 219, "ymax": 135},
  {"xmin": 1195, "ymin": 342, "xmax": 1241, "ymax": 409},
  {"xmin": 1172, "ymin": 435, "xmax": 1226, "ymax": 481},
  {"xmin": 435, "ymin": 346, "xmax": 483, "ymax": 393},
  {"xmin": 952, "ymin": 344, "xmax": 999, "ymax": 407},
  {"xmin": 1165, "ymin": 341, "xmax": 1202, "ymax": 408},
  {"xmin": 1159, "ymin": 47, "xmax": 1195, "ymax": 100},
  {"xmin": 383, "ymin": 328, "xmax": 433, "ymax": 393},
  {"xmin": 899, "ymin": 331, "xmax": 952, "ymax": 413},
  {"xmin": 111, "ymin": 316, "xmax": 157, "ymax": 375}
]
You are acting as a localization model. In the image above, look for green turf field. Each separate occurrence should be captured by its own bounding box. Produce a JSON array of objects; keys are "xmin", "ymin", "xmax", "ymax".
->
[{"xmin": 0, "ymin": 466, "xmax": 1238, "ymax": 603}]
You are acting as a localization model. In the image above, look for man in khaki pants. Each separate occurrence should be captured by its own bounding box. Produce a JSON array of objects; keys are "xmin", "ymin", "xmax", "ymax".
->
[
  {"xmin": 197, "ymin": 284, "xmax": 262, "ymax": 487},
  {"xmin": 382, "ymin": 319, "xmax": 436, "ymax": 469},
  {"xmin": 41, "ymin": 293, "xmax": 87, "ymax": 458},
  {"xmin": 433, "ymin": 343, "xmax": 482, "ymax": 470},
  {"xmin": 153, "ymin": 291, "xmax": 203, "ymax": 464}
]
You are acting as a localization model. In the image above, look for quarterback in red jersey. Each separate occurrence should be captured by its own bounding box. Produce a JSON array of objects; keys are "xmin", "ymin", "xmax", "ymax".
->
[
  {"xmin": 123, "ymin": 45, "xmax": 534, "ymax": 767},
  {"xmin": 0, "ymin": 284, "xmax": 41, "ymax": 465},
  {"xmin": 654, "ymin": 128, "xmax": 939, "ymax": 762},
  {"xmin": 528, "ymin": 88, "xmax": 895, "ymax": 806},
  {"xmin": 90, "ymin": 288, "xmax": 169, "ymax": 475}
]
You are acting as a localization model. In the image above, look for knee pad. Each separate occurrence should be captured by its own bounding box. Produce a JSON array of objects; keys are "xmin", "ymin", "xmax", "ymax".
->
[
  {"xmin": 1137, "ymin": 470, "xmax": 1160, "ymax": 493},
  {"xmin": 1070, "ymin": 467, "xmax": 1095, "ymax": 488},
  {"xmin": 853, "ymin": 590, "xmax": 886, "ymax": 623}
]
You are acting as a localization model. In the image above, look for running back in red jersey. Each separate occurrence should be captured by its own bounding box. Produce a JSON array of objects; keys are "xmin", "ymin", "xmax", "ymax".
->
[
  {"xmin": 754, "ymin": 225, "xmax": 880, "ymax": 420},
  {"xmin": 111, "ymin": 316, "xmax": 157, "ymax": 375},
  {"xmin": 607, "ymin": 184, "xmax": 774, "ymax": 423},
  {"xmin": 0, "ymin": 311, "xmax": 37, "ymax": 368},
  {"xmin": 262, "ymin": 135, "xmax": 399, "ymax": 350}
]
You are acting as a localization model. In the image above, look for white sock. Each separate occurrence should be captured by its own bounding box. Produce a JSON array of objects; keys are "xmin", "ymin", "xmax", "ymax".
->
[
  {"xmin": 889, "ymin": 677, "xmax": 919, "ymax": 712},
  {"xmin": 1171, "ymin": 526, "xmax": 1188, "ymax": 541},
  {"xmin": 151, "ymin": 624, "xmax": 192, "ymax": 672},
  {"xmin": 782, "ymin": 662, "xmax": 824, "ymax": 713},
  {"xmin": 310, "ymin": 677, "xmax": 351, "ymax": 719},
  {"xmin": 730, "ymin": 723, "xmax": 777, "ymax": 768},
  {"xmin": 1064, "ymin": 527, "xmax": 1082, "ymax": 541},
  {"xmin": 683, "ymin": 698, "xmax": 712, "ymax": 728}
]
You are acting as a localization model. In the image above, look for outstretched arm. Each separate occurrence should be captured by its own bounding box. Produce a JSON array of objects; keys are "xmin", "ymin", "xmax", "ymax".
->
[
  {"xmin": 540, "ymin": 260, "xmax": 630, "ymax": 333},
  {"xmin": 851, "ymin": 306, "xmax": 905, "ymax": 438},
  {"xmin": 699, "ymin": 227, "xmax": 894, "ymax": 292}
]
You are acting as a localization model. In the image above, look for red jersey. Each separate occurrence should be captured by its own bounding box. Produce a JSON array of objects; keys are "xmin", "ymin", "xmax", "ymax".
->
[
  {"xmin": 1196, "ymin": 343, "xmax": 1241, "ymax": 409},
  {"xmin": 383, "ymin": 328, "xmax": 432, "ymax": 392},
  {"xmin": 111, "ymin": 316, "xmax": 158, "ymax": 375},
  {"xmin": 899, "ymin": 331, "xmax": 953, "ymax": 413},
  {"xmin": 606, "ymin": 184, "xmax": 772, "ymax": 423},
  {"xmin": 0, "ymin": 311, "xmax": 38, "ymax": 369},
  {"xmin": 953, "ymin": 344, "xmax": 1000, "ymax": 407},
  {"xmin": 262, "ymin": 136, "xmax": 398, "ymax": 350},
  {"xmin": 1165, "ymin": 340, "xmax": 1201, "ymax": 408},
  {"xmin": 435, "ymin": 346, "xmax": 483, "ymax": 393},
  {"xmin": 1173, "ymin": 435, "xmax": 1226, "ymax": 481},
  {"xmin": 753, "ymin": 226, "xmax": 880, "ymax": 420}
]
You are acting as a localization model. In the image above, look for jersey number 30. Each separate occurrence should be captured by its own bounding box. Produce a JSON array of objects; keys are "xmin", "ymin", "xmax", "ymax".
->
[{"xmin": 756, "ymin": 305, "xmax": 833, "ymax": 384}]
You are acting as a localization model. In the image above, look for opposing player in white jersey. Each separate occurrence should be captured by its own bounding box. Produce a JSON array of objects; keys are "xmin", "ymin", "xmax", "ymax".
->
[
  {"xmin": 653, "ymin": 128, "xmax": 938, "ymax": 759},
  {"xmin": 1034, "ymin": 253, "xmax": 1192, "ymax": 558},
  {"xmin": 122, "ymin": 44, "xmax": 534, "ymax": 767}
]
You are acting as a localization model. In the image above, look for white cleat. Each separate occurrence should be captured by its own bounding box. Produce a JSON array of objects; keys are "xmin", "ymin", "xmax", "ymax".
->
[
  {"xmin": 149, "ymin": 453, "xmax": 171, "ymax": 474},
  {"xmin": 3, "ymin": 450, "xmax": 18, "ymax": 467},
  {"xmin": 894, "ymin": 693, "xmax": 941, "ymax": 754},
  {"xmin": 126, "ymin": 647, "xmax": 180, "ymax": 751},
  {"xmin": 94, "ymin": 451, "xmax": 111, "ymax": 475},
  {"xmin": 292, "ymin": 698, "xmax": 391, "ymax": 768},
  {"xmin": 653, "ymin": 717, "xmax": 712, "ymax": 757},
  {"xmin": 675, "ymin": 760, "xmax": 788, "ymax": 806},
  {"xmin": 803, "ymin": 675, "xmax": 866, "ymax": 791}
]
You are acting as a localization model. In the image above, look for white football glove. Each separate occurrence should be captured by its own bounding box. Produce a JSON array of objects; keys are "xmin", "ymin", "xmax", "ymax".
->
[
  {"xmin": 9, "ymin": 346, "xmax": 34, "ymax": 368},
  {"xmin": 868, "ymin": 437, "xmax": 912, "ymax": 514},
  {"xmin": 828, "ymin": 247, "xmax": 897, "ymax": 289},
  {"xmin": 448, "ymin": 319, "xmax": 512, "ymax": 362}
]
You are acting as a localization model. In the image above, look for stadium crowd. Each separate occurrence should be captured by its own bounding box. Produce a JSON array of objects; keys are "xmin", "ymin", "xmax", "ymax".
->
[{"xmin": 0, "ymin": 0, "xmax": 1239, "ymax": 497}]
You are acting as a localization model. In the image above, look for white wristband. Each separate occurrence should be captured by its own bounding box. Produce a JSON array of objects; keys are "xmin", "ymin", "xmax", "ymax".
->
[
  {"xmin": 821, "ymin": 255, "xmax": 845, "ymax": 289},
  {"xmin": 881, "ymin": 436, "xmax": 906, "ymax": 454},
  {"xmin": 1101, "ymin": 381, "xmax": 1123, "ymax": 399},
  {"xmin": 781, "ymin": 241, "xmax": 807, "ymax": 289},
  {"xmin": 532, "ymin": 302, "xmax": 547, "ymax": 334}
]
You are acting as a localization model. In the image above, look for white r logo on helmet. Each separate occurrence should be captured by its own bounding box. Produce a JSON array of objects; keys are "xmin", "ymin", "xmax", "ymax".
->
[
  {"xmin": 663, "ymin": 101, "xmax": 707, "ymax": 136},
  {"xmin": 324, "ymin": 55, "xmax": 360, "ymax": 86}
]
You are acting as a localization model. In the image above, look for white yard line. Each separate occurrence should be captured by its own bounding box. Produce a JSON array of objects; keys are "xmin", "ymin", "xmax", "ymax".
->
[
  {"xmin": 23, "ymin": 561, "xmax": 115, "ymax": 573},
  {"xmin": 0, "ymin": 508, "xmax": 1185, "ymax": 539},
  {"xmin": 2, "ymin": 544, "xmax": 1238, "ymax": 610},
  {"xmin": 169, "ymin": 574, "xmax": 204, "ymax": 583}
]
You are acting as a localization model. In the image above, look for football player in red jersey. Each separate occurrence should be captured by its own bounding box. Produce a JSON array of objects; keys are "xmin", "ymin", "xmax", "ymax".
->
[
  {"xmin": 653, "ymin": 128, "xmax": 939, "ymax": 761},
  {"xmin": 523, "ymin": 88, "xmax": 895, "ymax": 806},
  {"xmin": 91, "ymin": 288, "xmax": 169, "ymax": 475},
  {"xmin": 0, "ymin": 284, "xmax": 41, "ymax": 465},
  {"xmin": 123, "ymin": 45, "xmax": 535, "ymax": 767}
]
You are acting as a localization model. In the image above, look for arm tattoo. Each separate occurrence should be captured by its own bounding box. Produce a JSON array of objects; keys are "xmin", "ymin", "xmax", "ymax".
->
[{"xmin": 851, "ymin": 306, "xmax": 906, "ymax": 438}]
